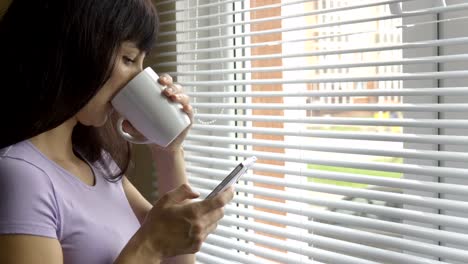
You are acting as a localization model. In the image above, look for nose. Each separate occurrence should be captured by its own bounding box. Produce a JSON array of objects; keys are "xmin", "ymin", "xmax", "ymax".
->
[{"xmin": 130, "ymin": 63, "xmax": 144, "ymax": 79}]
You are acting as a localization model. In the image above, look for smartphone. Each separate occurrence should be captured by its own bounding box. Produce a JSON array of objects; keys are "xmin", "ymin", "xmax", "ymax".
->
[{"xmin": 205, "ymin": 156, "xmax": 257, "ymax": 199}]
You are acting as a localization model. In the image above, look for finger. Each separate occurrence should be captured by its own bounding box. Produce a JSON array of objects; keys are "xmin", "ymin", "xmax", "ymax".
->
[
  {"xmin": 205, "ymin": 221, "xmax": 219, "ymax": 237},
  {"xmin": 169, "ymin": 93, "xmax": 190, "ymax": 106},
  {"xmin": 205, "ymin": 206, "xmax": 225, "ymax": 223},
  {"xmin": 164, "ymin": 83, "xmax": 183, "ymax": 96},
  {"xmin": 199, "ymin": 223, "xmax": 217, "ymax": 244},
  {"xmin": 163, "ymin": 184, "xmax": 200, "ymax": 206},
  {"xmin": 187, "ymin": 207, "xmax": 222, "ymax": 238},
  {"xmin": 201, "ymin": 209, "xmax": 224, "ymax": 239},
  {"xmin": 197, "ymin": 187, "xmax": 234, "ymax": 214},
  {"xmin": 172, "ymin": 83, "xmax": 184, "ymax": 93},
  {"xmin": 158, "ymin": 73, "xmax": 173, "ymax": 86},
  {"xmin": 183, "ymin": 104, "xmax": 194, "ymax": 120},
  {"xmin": 217, "ymin": 186, "xmax": 235, "ymax": 201}
]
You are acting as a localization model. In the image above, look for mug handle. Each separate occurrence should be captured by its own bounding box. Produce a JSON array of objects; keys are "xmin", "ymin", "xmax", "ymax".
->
[{"xmin": 116, "ymin": 117, "xmax": 152, "ymax": 144}]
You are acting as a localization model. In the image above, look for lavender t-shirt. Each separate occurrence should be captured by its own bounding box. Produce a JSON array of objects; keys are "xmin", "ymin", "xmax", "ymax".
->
[{"xmin": 0, "ymin": 140, "xmax": 141, "ymax": 264}]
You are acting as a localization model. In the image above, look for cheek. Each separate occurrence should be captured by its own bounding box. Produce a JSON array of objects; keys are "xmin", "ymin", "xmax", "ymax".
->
[
  {"xmin": 92, "ymin": 84, "xmax": 117, "ymax": 110},
  {"xmin": 75, "ymin": 96, "xmax": 111, "ymax": 126},
  {"xmin": 103, "ymin": 77, "xmax": 127, "ymax": 103}
]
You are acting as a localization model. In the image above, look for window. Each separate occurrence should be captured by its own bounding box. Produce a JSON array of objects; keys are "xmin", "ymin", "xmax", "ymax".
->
[{"xmin": 153, "ymin": 0, "xmax": 468, "ymax": 263}]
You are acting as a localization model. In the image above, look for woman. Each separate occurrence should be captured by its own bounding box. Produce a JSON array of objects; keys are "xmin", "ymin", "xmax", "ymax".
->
[{"xmin": 0, "ymin": 0, "xmax": 234, "ymax": 263}]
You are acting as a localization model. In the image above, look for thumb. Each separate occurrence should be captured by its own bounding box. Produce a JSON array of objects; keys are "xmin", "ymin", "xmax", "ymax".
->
[{"xmin": 164, "ymin": 184, "xmax": 200, "ymax": 206}]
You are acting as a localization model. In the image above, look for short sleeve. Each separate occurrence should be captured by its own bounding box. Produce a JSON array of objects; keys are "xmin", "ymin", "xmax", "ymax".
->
[{"xmin": 0, "ymin": 157, "xmax": 59, "ymax": 239}]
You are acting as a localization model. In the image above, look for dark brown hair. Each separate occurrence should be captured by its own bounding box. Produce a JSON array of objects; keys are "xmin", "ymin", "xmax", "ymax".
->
[{"xmin": 0, "ymin": 0, "xmax": 159, "ymax": 180}]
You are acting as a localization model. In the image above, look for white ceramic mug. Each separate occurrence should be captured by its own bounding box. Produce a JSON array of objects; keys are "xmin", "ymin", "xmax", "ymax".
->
[{"xmin": 111, "ymin": 67, "xmax": 191, "ymax": 147}]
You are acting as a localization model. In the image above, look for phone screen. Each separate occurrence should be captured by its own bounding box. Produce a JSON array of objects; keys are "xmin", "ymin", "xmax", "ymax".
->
[
  {"xmin": 205, "ymin": 156, "xmax": 256, "ymax": 199},
  {"xmin": 205, "ymin": 163, "xmax": 245, "ymax": 199}
]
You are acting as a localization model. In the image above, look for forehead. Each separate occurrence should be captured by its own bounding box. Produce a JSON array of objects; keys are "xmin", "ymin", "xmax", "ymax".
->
[
  {"xmin": 120, "ymin": 42, "xmax": 139, "ymax": 51},
  {"xmin": 117, "ymin": 42, "xmax": 147, "ymax": 58}
]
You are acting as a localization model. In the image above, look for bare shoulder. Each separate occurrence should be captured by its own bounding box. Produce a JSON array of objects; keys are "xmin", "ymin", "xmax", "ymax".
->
[{"xmin": 0, "ymin": 235, "xmax": 63, "ymax": 264}]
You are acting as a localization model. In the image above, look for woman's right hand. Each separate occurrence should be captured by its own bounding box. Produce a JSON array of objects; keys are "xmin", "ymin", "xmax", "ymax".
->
[{"xmin": 139, "ymin": 184, "xmax": 234, "ymax": 258}]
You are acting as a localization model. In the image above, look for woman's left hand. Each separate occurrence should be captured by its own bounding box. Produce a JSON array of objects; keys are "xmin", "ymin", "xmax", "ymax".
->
[{"xmin": 122, "ymin": 73, "xmax": 193, "ymax": 152}]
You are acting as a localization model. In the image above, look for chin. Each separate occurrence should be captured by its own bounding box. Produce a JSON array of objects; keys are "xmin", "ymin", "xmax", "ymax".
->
[
  {"xmin": 78, "ymin": 113, "xmax": 109, "ymax": 127},
  {"xmin": 95, "ymin": 115, "xmax": 110, "ymax": 127}
]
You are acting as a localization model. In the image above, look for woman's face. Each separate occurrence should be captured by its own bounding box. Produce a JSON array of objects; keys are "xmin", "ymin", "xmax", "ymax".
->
[{"xmin": 76, "ymin": 42, "xmax": 146, "ymax": 127}]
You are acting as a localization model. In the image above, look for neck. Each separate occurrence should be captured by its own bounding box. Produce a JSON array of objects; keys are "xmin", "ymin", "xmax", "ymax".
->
[{"xmin": 29, "ymin": 118, "xmax": 78, "ymax": 162}]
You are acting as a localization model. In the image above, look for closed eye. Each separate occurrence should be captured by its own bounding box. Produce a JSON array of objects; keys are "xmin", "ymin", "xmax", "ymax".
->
[{"xmin": 123, "ymin": 56, "xmax": 135, "ymax": 65}]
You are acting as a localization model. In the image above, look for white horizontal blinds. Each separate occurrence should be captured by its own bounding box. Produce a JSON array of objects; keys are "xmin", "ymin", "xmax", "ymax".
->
[{"xmin": 153, "ymin": 0, "xmax": 468, "ymax": 263}]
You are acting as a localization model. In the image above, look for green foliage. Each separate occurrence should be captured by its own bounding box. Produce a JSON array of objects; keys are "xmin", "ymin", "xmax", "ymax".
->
[{"xmin": 308, "ymin": 158, "xmax": 403, "ymax": 189}]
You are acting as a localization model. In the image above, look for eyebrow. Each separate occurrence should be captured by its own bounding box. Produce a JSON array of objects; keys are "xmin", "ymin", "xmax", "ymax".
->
[{"xmin": 121, "ymin": 44, "xmax": 144, "ymax": 56}]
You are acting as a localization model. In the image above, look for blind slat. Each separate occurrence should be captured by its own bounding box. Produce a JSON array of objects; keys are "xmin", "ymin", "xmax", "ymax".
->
[
  {"xmin": 184, "ymin": 145, "xmax": 468, "ymax": 180},
  {"xmin": 158, "ymin": 3, "xmax": 468, "ymax": 44},
  {"xmin": 212, "ymin": 227, "xmax": 381, "ymax": 264},
  {"xmin": 219, "ymin": 215, "xmax": 455, "ymax": 264},
  {"xmin": 200, "ymin": 243, "xmax": 276, "ymax": 264},
  {"xmin": 188, "ymin": 87, "xmax": 468, "ymax": 97},
  {"xmin": 160, "ymin": 0, "xmax": 316, "ymax": 25},
  {"xmin": 205, "ymin": 235, "xmax": 316, "ymax": 264},
  {"xmin": 191, "ymin": 124, "xmax": 468, "ymax": 145},
  {"xmin": 193, "ymin": 114, "xmax": 468, "ymax": 128},
  {"xmin": 158, "ymin": 30, "xmax": 370, "ymax": 53},
  {"xmin": 158, "ymin": 0, "xmax": 243, "ymax": 16},
  {"xmin": 221, "ymin": 204, "xmax": 468, "ymax": 247},
  {"xmin": 189, "ymin": 176, "xmax": 468, "ymax": 214},
  {"xmin": 225, "ymin": 193, "xmax": 468, "ymax": 236},
  {"xmin": 196, "ymin": 251, "xmax": 237, "ymax": 264},
  {"xmin": 175, "ymin": 71, "xmax": 468, "ymax": 84},
  {"xmin": 191, "ymin": 103, "xmax": 468, "ymax": 112},
  {"xmin": 161, "ymin": 51, "xmax": 468, "ymax": 66},
  {"xmin": 209, "ymin": 188, "xmax": 468, "ymax": 236},
  {"xmin": 166, "ymin": 54, "xmax": 468, "ymax": 75},
  {"xmin": 157, "ymin": 34, "xmax": 468, "ymax": 56},
  {"xmin": 187, "ymin": 134, "xmax": 468, "ymax": 162},
  {"xmin": 159, "ymin": 0, "xmax": 413, "ymax": 33},
  {"xmin": 213, "ymin": 220, "xmax": 467, "ymax": 262},
  {"xmin": 186, "ymin": 163, "xmax": 468, "ymax": 196}
]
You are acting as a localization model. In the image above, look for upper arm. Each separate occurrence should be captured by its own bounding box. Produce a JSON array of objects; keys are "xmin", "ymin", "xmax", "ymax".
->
[
  {"xmin": 0, "ymin": 158, "xmax": 59, "ymax": 238},
  {"xmin": 122, "ymin": 176, "xmax": 152, "ymax": 224},
  {"xmin": 0, "ymin": 235, "xmax": 63, "ymax": 264},
  {"xmin": 0, "ymin": 155, "xmax": 62, "ymax": 264}
]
